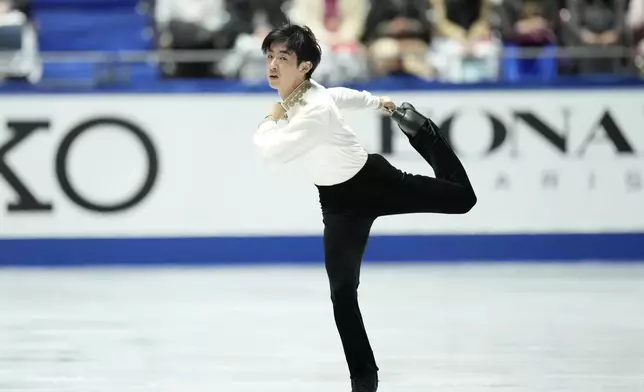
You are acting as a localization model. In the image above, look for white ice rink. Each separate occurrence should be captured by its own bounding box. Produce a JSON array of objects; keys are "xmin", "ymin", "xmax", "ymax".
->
[{"xmin": 1, "ymin": 263, "xmax": 644, "ymax": 392}]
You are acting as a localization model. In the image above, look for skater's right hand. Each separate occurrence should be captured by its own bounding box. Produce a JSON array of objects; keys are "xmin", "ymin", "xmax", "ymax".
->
[{"xmin": 267, "ymin": 102, "xmax": 286, "ymax": 121}]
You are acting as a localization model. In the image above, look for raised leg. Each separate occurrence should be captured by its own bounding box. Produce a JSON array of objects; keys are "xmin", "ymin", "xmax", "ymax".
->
[{"xmin": 372, "ymin": 108, "xmax": 477, "ymax": 216}]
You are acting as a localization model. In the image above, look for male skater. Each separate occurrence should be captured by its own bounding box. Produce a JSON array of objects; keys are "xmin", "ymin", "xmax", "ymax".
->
[{"xmin": 253, "ymin": 24, "xmax": 476, "ymax": 392}]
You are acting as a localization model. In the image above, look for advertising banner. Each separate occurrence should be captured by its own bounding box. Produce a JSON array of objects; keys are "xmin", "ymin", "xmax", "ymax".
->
[{"xmin": 1, "ymin": 89, "xmax": 643, "ymax": 263}]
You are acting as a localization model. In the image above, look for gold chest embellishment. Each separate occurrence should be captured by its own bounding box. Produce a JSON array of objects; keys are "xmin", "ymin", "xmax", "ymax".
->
[{"xmin": 281, "ymin": 79, "xmax": 312, "ymax": 119}]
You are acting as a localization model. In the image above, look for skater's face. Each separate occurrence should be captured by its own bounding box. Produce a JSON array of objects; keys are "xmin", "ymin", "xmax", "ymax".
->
[{"xmin": 265, "ymin": 42, "xmax": 311, "ymax": 91}]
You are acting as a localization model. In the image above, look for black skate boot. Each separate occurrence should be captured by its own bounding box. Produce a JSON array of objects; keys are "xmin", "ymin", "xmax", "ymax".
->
[
  {"xmin": 391, "ymin": 102, "xmax": 472, "ymax": 188},
  {"xmin": 391, "ymin": 101, "xmax": 442, "ymax": 141},
  {"xmin": 351, "ymin": 372, "xmax": 378, "ymax": 392}
]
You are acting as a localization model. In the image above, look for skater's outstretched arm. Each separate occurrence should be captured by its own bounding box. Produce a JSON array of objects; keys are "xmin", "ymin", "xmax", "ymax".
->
[{"xmin": 327, "ymin": 87, "xmax": 395, "ymax": 113}]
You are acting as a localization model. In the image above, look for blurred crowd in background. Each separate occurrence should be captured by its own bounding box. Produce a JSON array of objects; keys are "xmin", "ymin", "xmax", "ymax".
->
[{"xmin": 1, "ymin": 0, "xmax": 644, "ymax": 85}]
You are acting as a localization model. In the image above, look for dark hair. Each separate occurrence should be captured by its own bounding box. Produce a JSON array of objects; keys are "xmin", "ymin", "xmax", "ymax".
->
[{"xmin": 261, "ymin": 24, "xmax": 322, "ymax": 79}]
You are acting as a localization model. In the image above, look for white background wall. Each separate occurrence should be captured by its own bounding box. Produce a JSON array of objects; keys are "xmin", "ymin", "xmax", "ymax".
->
[{"xmin": 1, "ymin": 89, "xmax": 643, "ymax": 238}]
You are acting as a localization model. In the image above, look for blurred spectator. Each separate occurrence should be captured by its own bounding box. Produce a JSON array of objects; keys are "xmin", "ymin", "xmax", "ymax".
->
[
  {"xmin": 498, "ymin": 0, "xmax": 559, "ymax": 46},
  {"xmin": 561, "ymin": 0, "xmax": 628, "ymax": 74},
  {"xmin": 0, "ymin": 0, "xmax": 41, "ymax": 83},
  {"xmin": 242, "ymin": 0, "xmax": 289, "ymax": 35},
  {"xmin": 218, "ymin": 0, "xmax": 289, "ymax": 83},
  {"xmin": 8, "ymin": 0, "xmax": 29, "ymax": 20},
  {"xmin": 430, "ymin": 0, "xmax": 501, "ymax": 82},
  {"xmin": 627, "ymin": 0, "xmax": 644, "ymax": 74},
  {"xmin": 155, "ymin": 0, "xmax": 250, "ymax": 78},
  {"xmin": 361, "ymin": 0, "xmax": 433, "ymax": 80},
  {"xmin": 496, "ymin": 0, "xmax": 560, "ymax": 80},
  {"xmin": 287, "ymin": 0, "xmax": 370, "ymax": 85}
]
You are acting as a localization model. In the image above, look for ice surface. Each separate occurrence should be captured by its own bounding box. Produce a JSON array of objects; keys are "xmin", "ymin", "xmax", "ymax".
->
[{"xmin": 1, "ymin": 263, "xmax": 643, "ymax": 391}]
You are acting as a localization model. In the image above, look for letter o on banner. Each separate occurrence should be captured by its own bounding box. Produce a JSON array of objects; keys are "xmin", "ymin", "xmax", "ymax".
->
[{"xmin": 55, "ymin": 117, "xmax": 159, "ymax": 213}]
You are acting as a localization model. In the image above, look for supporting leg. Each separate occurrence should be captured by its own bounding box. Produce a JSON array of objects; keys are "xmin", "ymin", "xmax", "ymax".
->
[{"xmin": 323, "ymin": 213, "xmax": 379, "ymax": 390}]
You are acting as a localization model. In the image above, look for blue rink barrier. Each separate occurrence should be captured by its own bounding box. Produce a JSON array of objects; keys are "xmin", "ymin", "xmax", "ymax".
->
[{"xmin": 1, "ymin": 233, "xmax": 643, "ymax": 266}]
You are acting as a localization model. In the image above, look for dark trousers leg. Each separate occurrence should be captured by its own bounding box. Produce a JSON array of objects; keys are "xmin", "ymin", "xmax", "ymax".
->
[
  {"xmin": 323, "ymin": 213, "xmax": 378, "ymax": 378},
  {"xmin": 320, "ymin": 118, "xmax": 476, "ymax": 381},
  {"xmin": 375, "ymin": 122, "xmax": 477, "ymax": 216}
]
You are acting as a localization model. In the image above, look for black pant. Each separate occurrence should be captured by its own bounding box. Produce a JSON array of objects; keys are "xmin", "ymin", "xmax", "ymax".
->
[{"xmin": 316, "ymin": 128, "xmax": 476, "ymax": 379}]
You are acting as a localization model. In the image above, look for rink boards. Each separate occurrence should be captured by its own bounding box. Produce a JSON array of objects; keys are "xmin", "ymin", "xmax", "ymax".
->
[{"xmin": 1, "ymin": 88, "xmax": 643, "ymax": 264}]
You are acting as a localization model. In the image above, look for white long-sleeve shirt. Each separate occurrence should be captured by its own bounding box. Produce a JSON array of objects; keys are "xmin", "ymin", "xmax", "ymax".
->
[{"xmin": 253, "ymin": 79, "xmax": 383, "ymax": 186}]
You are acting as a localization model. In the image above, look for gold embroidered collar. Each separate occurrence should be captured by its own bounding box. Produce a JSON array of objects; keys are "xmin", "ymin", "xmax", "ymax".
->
[{"xmin": 281, "ymin": 79, "xmax": 312, "ymax": 111}]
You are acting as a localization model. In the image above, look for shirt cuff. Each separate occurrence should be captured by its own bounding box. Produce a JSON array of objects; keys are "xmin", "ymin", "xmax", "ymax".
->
[{"xmin": 368, "ymin": 94, "xmax": 382, "ymax": 110}]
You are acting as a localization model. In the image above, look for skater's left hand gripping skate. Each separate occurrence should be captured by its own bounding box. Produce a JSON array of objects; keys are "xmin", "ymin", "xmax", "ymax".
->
[{"xmin": 379, "ymin": 96, "xmax": 396, "ymax": 115}]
